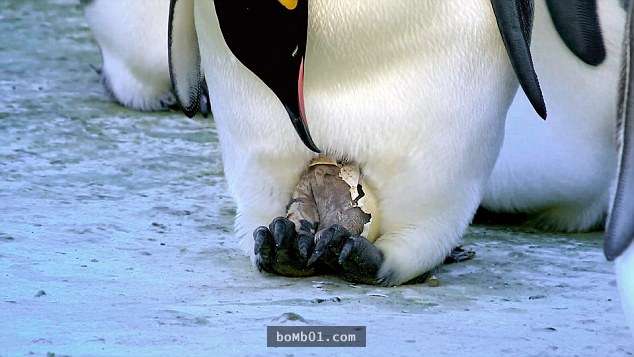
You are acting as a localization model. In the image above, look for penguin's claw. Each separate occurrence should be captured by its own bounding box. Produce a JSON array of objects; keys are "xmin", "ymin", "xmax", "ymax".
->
[
  {"xmin": 307, "ymin": 224, "xmax": 350, "ymax": 269},
  {"xmin": 253, "ymin": 217, "xmax": 316, "ymax": 277},
  {"xmin": 254, "ymin": 226, "xmax": 274, "ymax": 273},
  {"xmin": 308, "ymin": 225, "xmax": 384, "ymax": 285},
  {"xmin": 443, "ymin": 246, "xmax": 476, "ymax": 264},
  {"xmin": 337, "ymin": 236, "xmax": 383, "ymax": 285},
  {"xmin": 270, "ymin": 217, "xmax": 295, "ymax": 249},
  {"xmin": 376, "ymin": 274, "xmax": 397, "ymax": 287},
  {"xmin": 255, "ymin": 220, "xmax": 476, "ymax": 283},
  {"xmin": 297, "ymin": 233, "xmax": 313, "ymax": 260}
]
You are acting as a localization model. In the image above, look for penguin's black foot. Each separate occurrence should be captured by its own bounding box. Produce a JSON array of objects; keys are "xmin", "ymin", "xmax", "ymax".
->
[
  {"xmin": 307, "ymin": 225, "xmax": 350, "ymax": 270},
  {"xmin": 308, "ymin": 225, "xmax": 383, "ymax": 285},
  {"xmin": 338, "ymin": 235, "xmax": 384, "ymax": 285},
  {"xmin": 253, "ymin": 217, "xmax": 316, "ymax": 277},
  {"xmin": 443, "ymin": 246, "xmax": 476, "ymax": 264}
]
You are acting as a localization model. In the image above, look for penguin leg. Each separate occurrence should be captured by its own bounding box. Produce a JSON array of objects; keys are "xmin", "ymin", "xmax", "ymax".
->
[
  {"xmin": 253, "ymin": 217, "xmax": 317, "ymax": 277},
  {"xmin": 362, "ymin": 156, "xmax": 483, "ymax": 286},
  {"xmin": 337, "ymin": 235, "xmax": 384, "ymax": 285},
  {"xmin": 444, "ymin": 246, "xmax": 476, "ymax": 264},
  {"xmin": 308, "ymin": 232, "xmax": 473, "ymax": 285},
  {"xmin": 252, "ymin": 164, "xmax": 324, "ymax": 277},
  {"xmin": 304, "ymin": 223, "xmax": 383, "ymax": 285},
  {"xmin": 307, "ymin": 224, "xmax": 352, "ymax": 271},
  {"xmin": 220, "ymin": 143, "xmax": 313, "ymax": 276}
]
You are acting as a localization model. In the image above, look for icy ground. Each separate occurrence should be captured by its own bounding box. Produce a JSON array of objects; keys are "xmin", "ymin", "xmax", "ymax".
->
[{"xmin": 0, "ymin": 1, "xmax": 632, "ymax": 356}]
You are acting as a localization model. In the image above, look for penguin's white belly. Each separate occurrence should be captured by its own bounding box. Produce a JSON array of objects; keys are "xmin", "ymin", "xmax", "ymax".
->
[
  {"xmin": 482, "ymin": 0, "xmax": 625, "ymax": 231},
  {"xmin": 196, "ymin": 0, "xmax": 517, "ymax": 283},
  {"xmin": 197, "ymin": 0, "xmax": 514, "ymax": 176},
  {"xmin": 304, "ymin": 1, "xmax": 511, "ymax": 163},
  {"xmin": 84, "ymin": 0, "xmax": 174, "ymax": 110}
]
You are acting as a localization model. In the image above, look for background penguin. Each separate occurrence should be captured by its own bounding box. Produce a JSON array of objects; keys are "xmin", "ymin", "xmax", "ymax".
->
[
  {"xmin": 82, "ymin": 0, "xmax": 210, "ymax": 113},
  {"xmin": 482, "ymin": 0, "xmax": 627, "ymax": 232},
  {"xmin": 606, "ymin": 0, "xmax": 634, "ymax": 334},
  {"xmin": 169, "ymin": 0, "xmax": 546, "ymax": 285}
]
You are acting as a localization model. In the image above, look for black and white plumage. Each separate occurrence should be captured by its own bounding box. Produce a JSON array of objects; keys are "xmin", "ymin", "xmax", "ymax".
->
[
  {"xmin": 83, "ymin": 0, "xmax": 210, "ymax": 113},
  {"xmin": 482, "ymin": 0, "xmax": 632, "ymax": 333},
  {"xmin": 607, "ymin": 0, "xmax": 634, "ymax": 335},
  {"xmin": 168, "ymin": 0, "xmax": 549, "ymax": 285},
  {"xmin": 484, "ymin": 0, "xmax": 626, "ymax": 232}
]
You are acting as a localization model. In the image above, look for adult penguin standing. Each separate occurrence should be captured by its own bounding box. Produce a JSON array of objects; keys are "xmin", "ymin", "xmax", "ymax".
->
[
  {"xmin": 483, "ymin": 0, "xmax": 627, "ymax": 232},
  {"xmin": 82, "ymin": 0, "xmax": 210, "ymax": 112},
  {"xmin": 607, "ymin": 0, "xmax": 634, "ymax": 335},
  {"xmin": 169, "ymin": 0, "xmax": 546, "ymax": 285}
]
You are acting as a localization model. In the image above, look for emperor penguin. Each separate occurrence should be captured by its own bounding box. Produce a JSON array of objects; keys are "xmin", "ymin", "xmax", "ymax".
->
[
  {"xmin": 607, "ymin": 0, "xmax": 634, "ymax": 335},
  {"xmin": 82, "ymin": 0, "xmax": 210, "ymax": 112},
  {"xmin": 482, "ymin": 0, "xmax": 627, "ymax": 232},
  {"xmin": 168, "ymin": 0, "xmax": 547, "ymax": 285}
]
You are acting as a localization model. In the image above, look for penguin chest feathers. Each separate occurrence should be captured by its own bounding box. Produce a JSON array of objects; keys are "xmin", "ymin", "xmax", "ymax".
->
[
  {"xmin": 196, "ymin": 0, "xmax": 516, "ymax": 159},
  {"xmin": 301, "ymin": 0, "xmax": 515, "ymax": 155}
]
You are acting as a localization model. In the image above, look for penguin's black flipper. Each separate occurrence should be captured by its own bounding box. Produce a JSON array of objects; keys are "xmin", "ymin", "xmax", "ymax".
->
[
  {"xmin": 214, "ymin": 0, "xmax": 319, "ymax": 153},
  {"xmin": 605, "ymin": 2, "xmax": 634, "ymax": 261},
  {"xmin": 491, "ymin": 0, "xmax": 547, "ymax": 119},
  {"xmin": 168, "ymin": 0, "xmax": 204, "ymax": 117},
  {"xmin": 545, "ymin": 0, "xmax": 606, "ymax": 66},
  {"xmin": 199, "ymin": 79, "xmax": 212, "ymax": 117}
]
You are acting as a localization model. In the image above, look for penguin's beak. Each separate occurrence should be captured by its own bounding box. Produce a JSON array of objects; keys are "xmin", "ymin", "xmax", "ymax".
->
[{"xmin": 214, "ymin": 0, "xmax": 320, "ymax": 153}]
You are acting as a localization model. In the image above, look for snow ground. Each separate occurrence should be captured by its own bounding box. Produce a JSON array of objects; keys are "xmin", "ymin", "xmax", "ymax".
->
[{"xmin": 0, "ymin": 1, "xmax": 632, "ymax": 356}]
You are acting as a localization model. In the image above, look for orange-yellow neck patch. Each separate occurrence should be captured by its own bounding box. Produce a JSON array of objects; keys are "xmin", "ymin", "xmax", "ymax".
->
[{"xmin": 278, "ymin": 0, "xmax": 298, "ymax": 10}]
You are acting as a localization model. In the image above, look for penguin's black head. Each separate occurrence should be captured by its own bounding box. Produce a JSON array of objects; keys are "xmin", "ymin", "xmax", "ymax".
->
[{"xmin": 214, "ymin": 0, "xmax": 319, "ymax": 152}]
